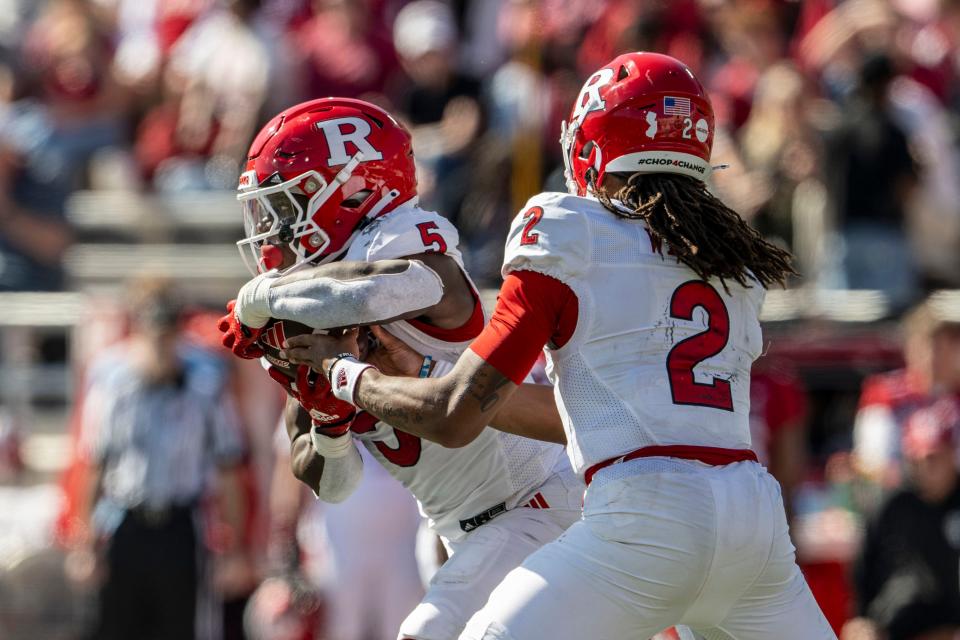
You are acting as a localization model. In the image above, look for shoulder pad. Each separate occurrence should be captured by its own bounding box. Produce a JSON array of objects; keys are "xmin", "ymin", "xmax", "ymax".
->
[
  {"xmin": 502, "ymin": 192, "xmax": 590, "ymax": 282},
  {"xmin": 346, "ymin": 206, "xmax": 463, "ymax": 263}
]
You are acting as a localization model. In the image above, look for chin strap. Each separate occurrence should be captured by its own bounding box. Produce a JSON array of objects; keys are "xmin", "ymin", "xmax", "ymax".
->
[
  {"xmin": 366, "ymin": 188, "xmax": 401, "ymax": 219},
  {"xmin": 312, "ymin": 152, "xmax": 364, "ymax": 209}
]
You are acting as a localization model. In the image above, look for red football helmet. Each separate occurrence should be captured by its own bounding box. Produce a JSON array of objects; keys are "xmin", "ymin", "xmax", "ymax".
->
[
  {"xmin": 236, "ymin": 98, "xmax": 417, "ymax": 274},
  {"xmin": 560, "ymin": 52, "xmax": 715, "ymax": 196}
]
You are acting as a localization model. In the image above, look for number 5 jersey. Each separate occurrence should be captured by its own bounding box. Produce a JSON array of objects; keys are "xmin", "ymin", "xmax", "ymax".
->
[{"xmin": 339, "ymin": 199, "xmax": 576, "ymax": 541}]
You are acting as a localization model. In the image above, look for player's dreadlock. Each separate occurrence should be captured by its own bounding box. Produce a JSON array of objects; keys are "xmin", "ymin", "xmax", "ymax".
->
[{"xmin": 593, "ymin": 172, "xmax": 796, "ymax": 290}]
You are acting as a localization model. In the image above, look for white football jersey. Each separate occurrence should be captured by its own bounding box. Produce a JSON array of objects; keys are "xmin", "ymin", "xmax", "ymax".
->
[
  {"xmin": 342, "ymin": 200, "xmax": 565, "ymax": 540},
  {"xmin": 502, "ymin": 192, "xmax": 765, "ymax": 475}
]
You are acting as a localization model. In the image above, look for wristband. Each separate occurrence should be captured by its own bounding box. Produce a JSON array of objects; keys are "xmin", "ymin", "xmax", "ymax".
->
[
  {"xmin": 329, "ymin": 356, "xmax": 375, "ymax": 405},
  {"xmin": 327, "ymin": 352, "xmax": 359, "ymax": 382},
  {"xmin": 310, "ymin": 429, "xmax": 354, "ymax": 458},
  {"xmin": 418, "ymin": 355, "xmax": 434, "ymax": 378}
]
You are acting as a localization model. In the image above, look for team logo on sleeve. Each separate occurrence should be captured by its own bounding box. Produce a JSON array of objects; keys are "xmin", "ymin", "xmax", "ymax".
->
[{"xmin": 336, "ymin": 368, "xmax": 348, "ymax": 391}]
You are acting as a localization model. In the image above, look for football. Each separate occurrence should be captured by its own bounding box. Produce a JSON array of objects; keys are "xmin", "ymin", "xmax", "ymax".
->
[{"xmin": 257, "ymin": 318, "xmax": 317, "ymax": 378}]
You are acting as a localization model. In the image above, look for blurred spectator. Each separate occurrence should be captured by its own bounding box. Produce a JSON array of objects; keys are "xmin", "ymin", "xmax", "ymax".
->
[
  {"xmin": 0, "ymin": 63, "xmax": 74, "ymax": 291},
  {"xmin": 0, "ymin": 0, "xmax": 134, "ymax": 290},
  {"xmin": 846, "ymin": 399, "xmax": 960, "ymax": 640},
  {"xmin": 888, "ymin": 74, "xmax": 960, "ymax": 291},
  {"xmin": 139, "ymin": 0, "xmax": 270, "ymax": 191},
  {"xmin": 295, "ymin": 0, "xmax": 397, "ymax": 101},
  {"xmin": 109, "ymin": 0, "xmax": 211, "ymax": 108},
  {"xmin": 72, "ymin": 278, "xmax": 251, "ymax": 640},
  {"xmin": 390, "ymin": 0, "xmax": 483, "ymax": 223},
  {"xmin": 391, "ymin": 1, "xmax": 479, "ymax": 125},
  {"xmin": 853, "ymin": 297, "xmax": 960, "ymax": 492},
  {"xmin": 20, "ymin": 0, "xmax": 125, "ymax": 124},
  {"xmin": 736, "ymin": 62, "xmax": 824, "ymax": 270},
  {"xmin": 822, "ymin": 52, "xmax": 920, "ymax": 307}
]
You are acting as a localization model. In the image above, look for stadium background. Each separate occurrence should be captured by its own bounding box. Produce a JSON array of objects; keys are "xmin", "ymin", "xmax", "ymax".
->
[{"xmin": 0, "ymin": 0, "xmax": 959, "ymax": 638}]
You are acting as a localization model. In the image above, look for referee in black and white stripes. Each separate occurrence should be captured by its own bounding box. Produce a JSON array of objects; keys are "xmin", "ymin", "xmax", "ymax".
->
[{"xmin": 76, "ymin": 279, "xmax": 248, "ymax": 640}]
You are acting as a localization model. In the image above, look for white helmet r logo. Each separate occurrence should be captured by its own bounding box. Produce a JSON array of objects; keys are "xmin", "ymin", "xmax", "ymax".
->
[
  {"xmin": 572, "ymin": 68, "xmax": 614, "ymax": 124},
  {"xmin": 314, "ymin": 117, "xmax": 384, "ymax": 167}
]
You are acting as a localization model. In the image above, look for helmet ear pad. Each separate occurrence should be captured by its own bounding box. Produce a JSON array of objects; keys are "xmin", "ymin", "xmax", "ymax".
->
[
  {"xmin": 584, "ymin": 142, "xmax": 602, "ymax": 190},
  {"xmin": 574, "ymin": 140, "xmax": 603, "ymax": 195}
]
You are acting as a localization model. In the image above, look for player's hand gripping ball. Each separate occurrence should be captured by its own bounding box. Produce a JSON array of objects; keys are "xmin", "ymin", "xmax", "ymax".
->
[
  {"xmin": 261, "ymin": 322, "xmax": 370, "ymax": 437},
  {"xmin": 217, "ymin": 299, "xmax": 265, "ymax": 359},
  {"xmin": 267, "ymin": 364, "xmax": 356, "ymax": 436},
  {"xmin": 257, "ymin": 318, "xmax": 316, "ymax": 377}
]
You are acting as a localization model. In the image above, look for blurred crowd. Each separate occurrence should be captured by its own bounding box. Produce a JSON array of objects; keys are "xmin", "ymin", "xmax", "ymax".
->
[
  {"xmin": 1, "ymin": 0, "xmax": 960, "ymax": 639},
  {"xmin": 1, "ymin": 0, "xmax": 959, "ymax": 295}
]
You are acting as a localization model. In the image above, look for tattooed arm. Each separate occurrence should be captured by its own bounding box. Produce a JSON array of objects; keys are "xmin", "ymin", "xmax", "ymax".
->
[
  {"xmin": 282, "ymin": 269, "xmax": 578, "ymax": 448},
  {"xmin": 282, "ymin": 327, "xmax": 566, "ymax": 446},
  {"xmin": 282, "ymin": 329, "xmax": 520, "ymax": 448},
  {"xmin": 351, "ymin": 349, "xmax": 516, "ymax": 448}
]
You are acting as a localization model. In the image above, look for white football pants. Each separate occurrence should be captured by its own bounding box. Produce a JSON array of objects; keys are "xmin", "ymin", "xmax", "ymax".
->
[
  {"xmin": 400, "ymin": 468, "xmax": 583, "ymax": 640},
  {"xmin": 460, "ymin": 459, "xmax": 836, "ymax": 640}
]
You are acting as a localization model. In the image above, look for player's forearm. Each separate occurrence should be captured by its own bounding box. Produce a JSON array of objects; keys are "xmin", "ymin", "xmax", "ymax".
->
[
  {"xmin": 353, "ymin": 351, "xmax": 514, "ymax": 448},
  {"xmin": 289, "ymin": 431, "xmax": 362, "ymax": 502},
  {"xmin": 237, "ymin": 259, "xmax": 443, "ymax": 329},
  {"xmin": 285, "ymin": 400, "xmax": 361, "ymax": 502},
  {"xmin": 490, "ymin": 383, "xmax": 567, "ymax": 444},
  {"xmin": 353, "ymin": 370, "xmax": 456, "ymax": 443},
  {"xmin": 313, "ymin": 444, "xmax": 362, "ymax": 503}
]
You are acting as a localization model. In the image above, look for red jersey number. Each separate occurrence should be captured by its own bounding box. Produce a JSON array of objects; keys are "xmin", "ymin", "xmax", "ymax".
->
[
  {"xmin": 520, "ymin": 207, "xmax": 544, "ymax": 246},
  {"xmin": 417, "ymin": 222, "xmax": 447, "ymax": 254},
  {"xmin": 666, "ymin": 281, "xmax": 734, "ymax": 411},
  {"xmin": 351, "ymin": 412, "xmax": 422, "ymax": 467}
]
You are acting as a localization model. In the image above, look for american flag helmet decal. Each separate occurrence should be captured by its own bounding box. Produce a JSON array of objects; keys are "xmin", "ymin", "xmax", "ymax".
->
[{"xmin": 663, "ymin": 96, "xmax": 691, "ymax": 116}]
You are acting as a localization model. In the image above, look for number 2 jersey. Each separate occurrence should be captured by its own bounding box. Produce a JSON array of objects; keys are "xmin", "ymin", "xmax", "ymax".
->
[
  {"xmin": 339, "ymin": 200, "xmax": 569, "ymax": 541},
  {"xmin": 476, "ymin": 191, "xmax": 766, "ymax": 476}
]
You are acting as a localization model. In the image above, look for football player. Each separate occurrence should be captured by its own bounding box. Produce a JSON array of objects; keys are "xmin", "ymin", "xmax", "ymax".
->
[
  {"xmin": 217, "ymin": 98, "xmax": 583, "ymax": 640},
  {"xmin": 280, "ymin": 54, "xmax": 837, "ymax": 639}
]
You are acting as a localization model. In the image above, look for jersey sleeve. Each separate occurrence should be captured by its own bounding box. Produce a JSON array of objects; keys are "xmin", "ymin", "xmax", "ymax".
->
[
  {"xmin": 350, "ymin": 206, "xmax": 463, "ymax": 263},
  {"xmin": 501, "ymin": 193, "xmax": 590, "ymax": 283},
  {"xmin": 469, "ymin": 270, "xmax": 579, "ymax": 385}
]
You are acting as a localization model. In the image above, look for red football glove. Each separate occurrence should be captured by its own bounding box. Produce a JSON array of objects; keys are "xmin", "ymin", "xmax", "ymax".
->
[
  {"xmin": 268, "ymin": 364, "xmax": 356, "ymax": 438},
  {"xmin": 217, "ymin": 299, "xmax": 264, "ymax": 359}
]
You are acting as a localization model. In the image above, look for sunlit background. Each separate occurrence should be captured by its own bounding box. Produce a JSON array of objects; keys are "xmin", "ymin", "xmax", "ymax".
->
[{"xmin": 1, "ymin": 0, "xmax": 960, "ymax": 639}]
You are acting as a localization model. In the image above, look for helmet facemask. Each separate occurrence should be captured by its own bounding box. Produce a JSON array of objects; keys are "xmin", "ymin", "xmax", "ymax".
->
[{"xmin": 236, "ymin": 154, "xmax": 365, "ymax": 275}]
